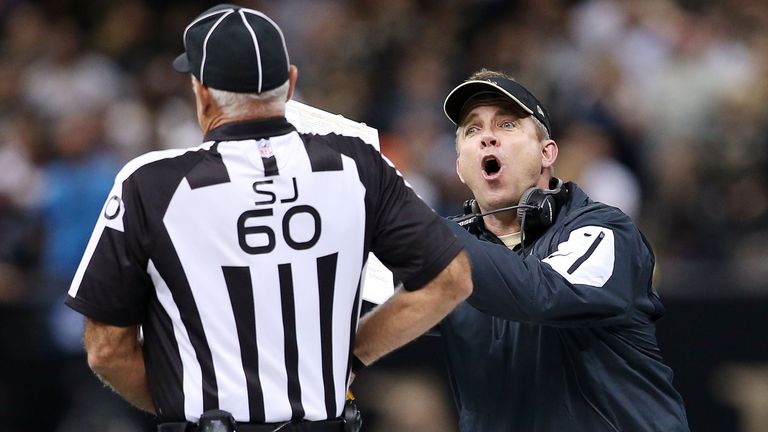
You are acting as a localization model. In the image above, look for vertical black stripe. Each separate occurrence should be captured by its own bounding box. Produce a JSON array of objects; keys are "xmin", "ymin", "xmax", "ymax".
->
[
  {"xmin": 301, "ymin": 136, "xmax": 344, "ymax": 172},
  {"xmin": 317, "ymin": 253, "xmax": 339, "ymax": 418},
  {"xmin": 567, "ymin": 231, "xmax": 606, "ymax": 274},
  {"xmin": 154, "ymin": 229, "xmax": 218, "ymax": 411},
  {"xmin": 346, "ymin": 283, "xmax": 361, "ymax": 381},
  {"xmin": 278, "ymin": 263, "xmax": 304, "ymax": 419},
  {"xmin": 222, "ymin": 266, "xmax": 265, "ymax": 422},
  {"xmin": 263, "ymin": 156, "xmax": 279, "ymax": 176},
  {"xmin": 187, "ymin": 143, "xmax": 231, "ymax": 189},
  {"xmin": 143, "ymin": 292, "xmax": 185, "ymax": 421}
]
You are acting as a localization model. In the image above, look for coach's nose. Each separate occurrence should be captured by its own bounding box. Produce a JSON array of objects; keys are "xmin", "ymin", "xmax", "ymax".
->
[{"xmin": 480, "ymin": 131, "xmax": 498, "ymax": 148}]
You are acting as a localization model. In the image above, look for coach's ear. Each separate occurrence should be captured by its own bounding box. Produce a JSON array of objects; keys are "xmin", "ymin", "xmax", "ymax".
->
[{"xmin": 541, "ymin": 139, "xmax": 558, "ymax": 169}]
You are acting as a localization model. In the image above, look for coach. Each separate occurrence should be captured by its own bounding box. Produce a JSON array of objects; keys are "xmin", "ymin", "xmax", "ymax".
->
[
  {"xmin": 64, "ymin": 4, "xmax": 471, "ymax": 431},
  {"xmin": 439, "ymin": 69, "xmax": 689, "ymax": 431}
]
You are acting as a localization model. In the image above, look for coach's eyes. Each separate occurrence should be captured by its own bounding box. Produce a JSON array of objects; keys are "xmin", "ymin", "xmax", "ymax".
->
[
  {"xmin": 500, "ymin": 120, "xmax": 517, "ymax": 129},
  {"xmin": 464, "ymin": 126, "xmax": 479, "ymax": 136}
]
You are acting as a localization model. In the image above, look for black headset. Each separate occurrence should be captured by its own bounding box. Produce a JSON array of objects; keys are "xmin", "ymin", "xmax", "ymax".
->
[{"xmin": 456, "ymin": 178, "xmax": 565, "ymax": 238}]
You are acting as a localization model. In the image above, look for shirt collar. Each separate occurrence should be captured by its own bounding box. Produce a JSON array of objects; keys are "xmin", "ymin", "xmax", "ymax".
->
[{"xmin": 203, "ymin": 117, "xmax": 296, "ymax": 142}]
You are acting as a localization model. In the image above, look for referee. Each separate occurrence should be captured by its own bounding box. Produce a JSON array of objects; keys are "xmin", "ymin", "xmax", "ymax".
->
[{"xmin": 65, "ymin": 4, "xmax": 471, "ymax": 432}]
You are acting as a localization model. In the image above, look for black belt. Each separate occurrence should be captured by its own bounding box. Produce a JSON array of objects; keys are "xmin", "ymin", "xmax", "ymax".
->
[{"xmin": 157, "ymin": 418, "xmax": 345, "ymax": 432}]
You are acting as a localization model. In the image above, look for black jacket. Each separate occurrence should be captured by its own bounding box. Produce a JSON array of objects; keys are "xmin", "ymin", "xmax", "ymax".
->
[{"xmin": 441, "ymin": 182, "xmax": 689, "ymax": 432}]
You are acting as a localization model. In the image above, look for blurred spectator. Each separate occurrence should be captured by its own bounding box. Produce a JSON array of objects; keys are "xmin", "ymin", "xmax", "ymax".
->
[
  {"xmin": 556, "ymin": 122, "xmax": 641, "ymax": 219},
  {"xmin": 20, "ymin": 18, "xmax": 123, "ymax": 121},
  {"xmin": 0, "ymin": 112, "xmax": 43, "ymax": 213},
  {"xmin": 38, "ymin": 112, "xmax": 119, "ymax": 293},
  {"xmin": 0, "ymin": 113, "xmax": 43, "ymax": 303}
]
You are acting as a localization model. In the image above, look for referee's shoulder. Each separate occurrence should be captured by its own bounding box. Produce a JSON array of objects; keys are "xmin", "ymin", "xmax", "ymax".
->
[
  {"xmin": 300, "ymin": 131, "xmax": 378, "ymax": 156},
  {"xmin": 114, "ymin": 143, "xmax": 212, "ymax": 183}
]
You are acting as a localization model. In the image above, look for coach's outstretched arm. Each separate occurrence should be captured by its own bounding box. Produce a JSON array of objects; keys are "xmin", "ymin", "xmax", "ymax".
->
[
  {"xmin": 84, "ymin": 319, "xmax": 155, "ymax": 414},
  {"xmin": 353, "ymin": 251, "xmax": 472, "ymax": 368}
]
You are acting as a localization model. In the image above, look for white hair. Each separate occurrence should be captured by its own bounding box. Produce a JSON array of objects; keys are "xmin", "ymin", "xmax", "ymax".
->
[{"xmin": 207, "ymin": 80, "xmax": 290, "ymax": 117}]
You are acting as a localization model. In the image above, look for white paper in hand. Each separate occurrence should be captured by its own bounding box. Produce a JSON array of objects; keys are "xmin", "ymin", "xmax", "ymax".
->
[
  {"xmin": 285, "ymin": 100, "xmax": 395, "ymax": 305},
  {"xmin": 285, "ymin": 100, "xmax": 380, "ymax": 148},
  {"xmin": 360, "ymin": 253, "xmax": 395, "ymax": 305}
]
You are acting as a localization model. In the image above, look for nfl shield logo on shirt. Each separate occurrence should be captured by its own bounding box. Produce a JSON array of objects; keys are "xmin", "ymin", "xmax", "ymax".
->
[{"xmin": 258, "ymin": 141, "xmax": 274, "ymax": 158}]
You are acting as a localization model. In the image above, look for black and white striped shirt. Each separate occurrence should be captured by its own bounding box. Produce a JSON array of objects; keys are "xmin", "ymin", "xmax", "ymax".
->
[{"xmin": 66, "ymin": 117, "xmax": 462, "ymax": 423}]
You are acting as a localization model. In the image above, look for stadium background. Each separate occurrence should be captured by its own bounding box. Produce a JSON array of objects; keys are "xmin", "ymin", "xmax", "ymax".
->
[{"xmin": 0, "ymin": 0, "xmax": 766, "ymax": 430}]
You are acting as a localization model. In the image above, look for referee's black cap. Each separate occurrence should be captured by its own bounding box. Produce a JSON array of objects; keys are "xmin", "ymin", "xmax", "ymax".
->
[
  {"xmin": 444, "ymin": 77, "xmax": 552, "ymax": 137},
  {"xmin": 172, "ymin": 4, "xmax": 289, "ymax": 93}
]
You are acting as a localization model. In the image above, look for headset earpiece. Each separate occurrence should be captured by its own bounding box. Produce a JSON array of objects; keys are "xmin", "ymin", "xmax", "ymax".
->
[
  {"xmin": 458, "ymin": 179, "xmax": 564, "ymax": 236},
  {"xmin": 517, "ymin": 188, "xmax": 538, "ymax": 222},
  {"xmin": 517, "ymin": 179, "xmax": 563, "ymax": 233}
]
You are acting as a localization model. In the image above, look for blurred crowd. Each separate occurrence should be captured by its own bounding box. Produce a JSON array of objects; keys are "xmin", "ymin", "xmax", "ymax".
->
[{"xmin": 1, "ymin": 0, "xmax": 767, "ymax": 431}]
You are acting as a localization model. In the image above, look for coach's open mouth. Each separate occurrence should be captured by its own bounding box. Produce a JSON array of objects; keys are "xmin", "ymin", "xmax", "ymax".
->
[{"xmin": 482, "ymin": 156, "xmax": 501, "ymax": 177}]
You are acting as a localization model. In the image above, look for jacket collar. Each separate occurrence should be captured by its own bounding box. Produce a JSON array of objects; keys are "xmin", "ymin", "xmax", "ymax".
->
[{"xmin": 466, "ymin": 180, "xmax": 585, "ymax": 250}]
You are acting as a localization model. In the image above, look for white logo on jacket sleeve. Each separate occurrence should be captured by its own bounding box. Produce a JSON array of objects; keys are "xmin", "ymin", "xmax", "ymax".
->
[{"xmin": 541, "ymin": 226, "xmax": 615, "ymax": 287}]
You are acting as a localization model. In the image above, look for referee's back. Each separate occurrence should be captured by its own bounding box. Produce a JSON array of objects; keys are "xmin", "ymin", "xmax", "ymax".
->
[{"xmin": 65, "ymin": 4, "xmax": 470, "ymax": 428}]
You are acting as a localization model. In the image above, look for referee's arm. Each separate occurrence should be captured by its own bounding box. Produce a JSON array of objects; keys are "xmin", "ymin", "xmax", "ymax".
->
[
  {"xmin": 84, "ymin": 318, "xmax": 155, "ymax": 414},
  {"xmin": 353, "ymin": 250, "xmax": 472, "ymax": 368}
]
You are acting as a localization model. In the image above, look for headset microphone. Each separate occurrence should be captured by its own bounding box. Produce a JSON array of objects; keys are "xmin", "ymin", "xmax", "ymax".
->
[{"xmin": 452, "ymin": 178, "xmax": 565, "ymax": 247}]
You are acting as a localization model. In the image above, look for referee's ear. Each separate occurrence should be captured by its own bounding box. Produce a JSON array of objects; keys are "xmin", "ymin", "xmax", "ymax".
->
[
  {"xmin": 193, "ymin": 79, "xmax": 212, "ymax": 110},
  {"xmin": 192, "ymin": 78, "xmax": 215, "ymax": 131},
  {"xmin": 286, "ymin": 65, "xmax": 298, "ymax": 101}
]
